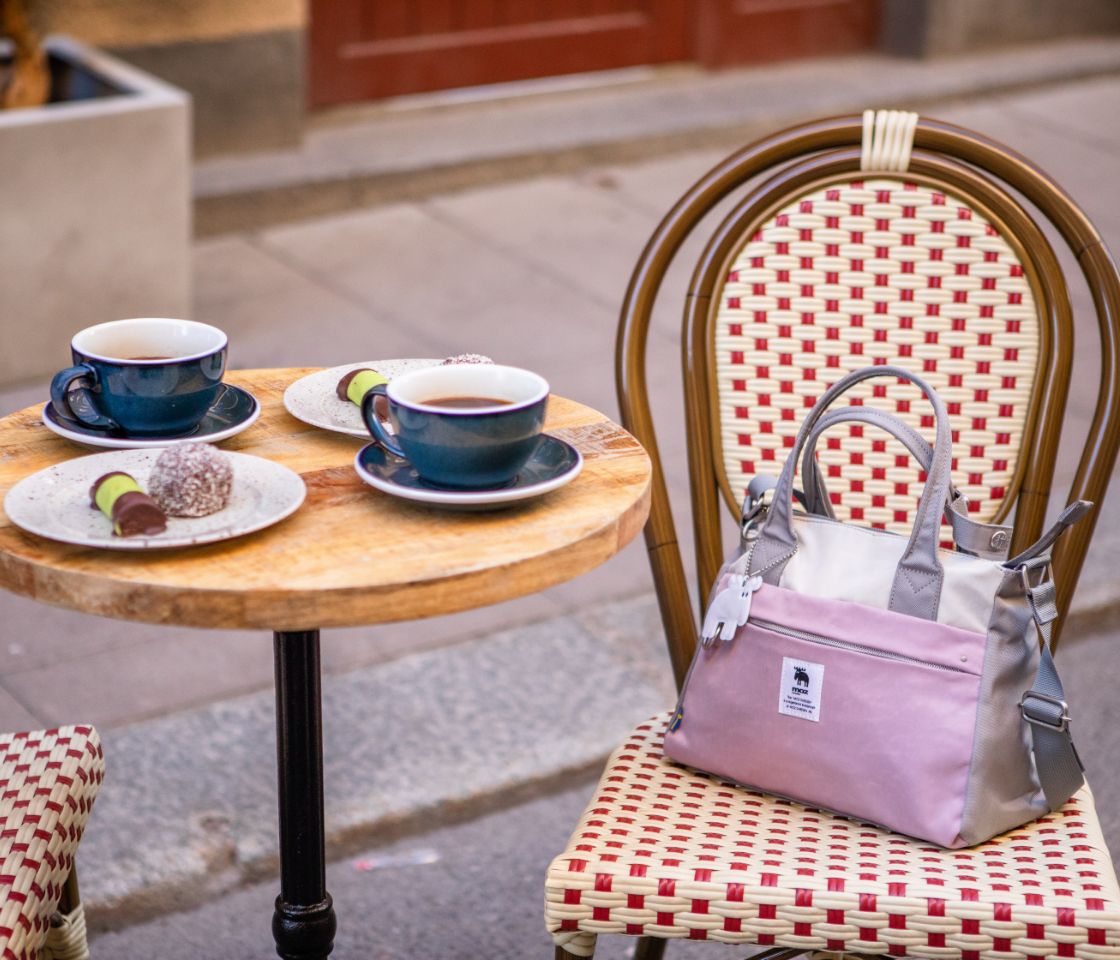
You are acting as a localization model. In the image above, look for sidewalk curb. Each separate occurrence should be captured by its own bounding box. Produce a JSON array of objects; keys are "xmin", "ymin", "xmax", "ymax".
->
[
  {"xmin": 194, "ymin": 40, "xmax": 1120, "ymax": 236},
  {"xmin": 79, "ymin": 599, "xmax": 671, "ymax": 932},
  {"xmin": 87, "ymin": 752, "xmax": 607, "ymax": 933}
]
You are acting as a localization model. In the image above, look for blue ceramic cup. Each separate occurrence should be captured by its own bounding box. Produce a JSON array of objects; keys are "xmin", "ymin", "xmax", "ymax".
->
[
  {"xmin": 361, "ymin": 364, "xmax": 549, "ymax": 489},
  {"xmin": 49, "ymin": 318, "xmax": 228, "ymax": 436}
]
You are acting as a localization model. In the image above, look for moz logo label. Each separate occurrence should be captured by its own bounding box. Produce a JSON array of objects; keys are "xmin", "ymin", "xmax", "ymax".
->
[{"xmin": 779, "ymin": 657, "xmax": 823, "ymax": 722}]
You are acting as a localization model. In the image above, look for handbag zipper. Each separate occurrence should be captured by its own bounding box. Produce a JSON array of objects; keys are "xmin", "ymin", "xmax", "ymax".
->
[
  {"xmin": 749, "ymin": 617, "xmax": 972, "ymax": 675},
  {"xmin": 668, "ymin": 644, "xmax": 701, "ymax": 732}
]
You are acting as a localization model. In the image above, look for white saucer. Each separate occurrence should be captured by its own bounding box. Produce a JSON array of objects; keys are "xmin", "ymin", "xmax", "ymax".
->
[
  {"xmin": 41, "ymin": 383, "xmax": 260, "ymax": 450},
  {"xmin": 283, "ymin": 359, "xmax": 440, "ymax": 438},
  {"xmin": 4, "ymin": 448, "xmax": 306, "ymax": 550},
  {"xmin": 354, "ymin": 434, "xmax": 583, "ymax": 511}
]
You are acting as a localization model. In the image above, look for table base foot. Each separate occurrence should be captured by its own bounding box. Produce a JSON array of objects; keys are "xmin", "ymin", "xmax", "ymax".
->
[{"xmin": 273, "ymin": 894, "xmax": 337, "ymax": 960}]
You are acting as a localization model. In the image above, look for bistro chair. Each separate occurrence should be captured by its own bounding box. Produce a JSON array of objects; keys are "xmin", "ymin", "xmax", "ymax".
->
[
  {"xmin": 0, "ymin": 725, "xmax": 104, "ymax": 960},
  {"xmin": 545, "ymin": 112, "xmax": 1120, "ymax": 959}
]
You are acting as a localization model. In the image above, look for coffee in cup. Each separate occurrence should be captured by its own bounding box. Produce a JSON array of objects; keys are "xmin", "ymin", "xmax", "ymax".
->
[
  {"xmin": 49, "ymin": 318, "xmax": 228, "ymax": 436},
  {"xmin": 361, "ymin": 364, "xmax": 549, "ymax": 489}
]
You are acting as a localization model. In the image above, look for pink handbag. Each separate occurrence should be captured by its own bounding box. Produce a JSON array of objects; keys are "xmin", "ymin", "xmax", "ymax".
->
[{"xmin": 663, "ymin": 365, "xmax": 1087, "ymax": 848}]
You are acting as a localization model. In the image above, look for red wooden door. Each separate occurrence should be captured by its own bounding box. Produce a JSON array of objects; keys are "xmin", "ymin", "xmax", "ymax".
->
[
  {"xmin": 309, "ymin": 1, "xmax": 691, "ymax": 108},
  {"xmin": 695, "ymin": 0, "xmax": 879, "ymax": 67}
]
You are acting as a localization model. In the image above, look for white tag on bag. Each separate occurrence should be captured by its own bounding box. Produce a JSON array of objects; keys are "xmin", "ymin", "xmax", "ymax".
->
[{"xmin": 778, "ymin": 657, "xmax": 824, "ymax": 722}]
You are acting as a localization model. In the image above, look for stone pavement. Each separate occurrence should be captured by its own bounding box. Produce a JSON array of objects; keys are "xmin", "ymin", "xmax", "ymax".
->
[
  {"xmin": 0, "ymin": 64, "xmax": 1118, "ymax": 949},
  {"xmin": 93, "ymin": 780, "xmax": 733, "ymax": 960}
]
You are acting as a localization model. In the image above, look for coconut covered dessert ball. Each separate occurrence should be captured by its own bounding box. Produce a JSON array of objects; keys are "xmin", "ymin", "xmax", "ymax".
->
[
  {"xmin": 441, "ymin": 353, "xmax": 493, "ymax": 365},
  {"xmin": 149, "ymin": 442, "xmax": 234, "ymax": 517}
]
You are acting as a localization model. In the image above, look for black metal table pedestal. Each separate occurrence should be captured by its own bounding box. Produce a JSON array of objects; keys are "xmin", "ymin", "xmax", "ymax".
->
[{"xmin": 273, "ymin": 630, "xmax": 337, "ymax": 960}]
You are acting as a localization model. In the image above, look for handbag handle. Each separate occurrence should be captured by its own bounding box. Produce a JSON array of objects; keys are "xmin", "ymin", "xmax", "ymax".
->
[
  {"xmin": 800, "ymin": 405, "xmax": 948, "ymax": 516},
  {"xmin": 798, "ymin": 405, "xmax": 1012, "ymax": 560},
  {"xmin": 748, "ymin": 365, "xmax": 953, "ymax": 621}
]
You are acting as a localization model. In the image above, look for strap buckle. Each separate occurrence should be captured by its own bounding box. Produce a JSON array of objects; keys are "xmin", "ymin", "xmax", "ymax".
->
[
  {"xmin": 1020, "ymin": 690, "xmax": 1071, "ymax": 733},
  {"xmin": 1018, "ymin": 556, "xmax": 1052, "ymax": 590}
]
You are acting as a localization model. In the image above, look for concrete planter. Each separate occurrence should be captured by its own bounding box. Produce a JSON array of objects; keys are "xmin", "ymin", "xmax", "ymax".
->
[{"xmin": 0, "ymin": 36, "xmax": 190, "ymax": 388}]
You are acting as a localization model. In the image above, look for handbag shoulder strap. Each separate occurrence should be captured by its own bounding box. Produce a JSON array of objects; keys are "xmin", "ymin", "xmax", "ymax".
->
[
  {"xmin": 1011, "ymin": 501, "xmax": 1092, "ymax": 810},
  {"xmin": 1019, "ymin": 560, "xmax": 1085, "ymax": 809}
]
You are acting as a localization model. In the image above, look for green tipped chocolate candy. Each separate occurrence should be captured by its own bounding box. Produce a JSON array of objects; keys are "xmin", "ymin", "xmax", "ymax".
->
[
  {"xmin": 90, "ymin": 471, "xmax": 167, "ymax": 537},
  {"xmin": 91, "ymin": 472, "xmax": 140, "ymax": 514},
  {"xmin": 337, "ymin": 368, "xmax": 388, "ymax": 406}
]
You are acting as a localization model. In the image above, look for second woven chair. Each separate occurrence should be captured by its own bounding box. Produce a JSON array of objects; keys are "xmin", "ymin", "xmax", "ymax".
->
[
  {"xmin": 0, "ymin": 725, "xmax": 104, "ymax": 960},
  {"xmin": 544, "ymin": 111, "xmax": 1120, "ymax": 960}
]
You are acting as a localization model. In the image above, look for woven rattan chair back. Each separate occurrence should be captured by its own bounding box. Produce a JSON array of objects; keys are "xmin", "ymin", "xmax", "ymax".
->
[
  {"xmin": 617, "ymin": 115, "xmax": 1120, "ymax": 687},
  {"xmin": 710, "ymin": 175, "xmax": 1044, "ymax": 539}
]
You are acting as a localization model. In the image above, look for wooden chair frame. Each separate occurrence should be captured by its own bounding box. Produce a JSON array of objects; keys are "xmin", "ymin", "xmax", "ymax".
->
[{"xmin": 616, "ymin": 115, "xmax": 1120, "ymax": 690}]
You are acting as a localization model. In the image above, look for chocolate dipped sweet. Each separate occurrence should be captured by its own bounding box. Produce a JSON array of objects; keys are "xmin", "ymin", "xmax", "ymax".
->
[
  {"xmin": 89, "ymin": 471, "xmax": 168, "ymax": 537},
  {"xmin": 149, "ymin": 442, "xmax": 233, "ymax": 518},
  {"xmin": 338, "ymin": 367, "xmax": 390, "ymax": 421},
  {"xmin": 337, "ymin": 368, "xmax": 388, "ymax": 405}
]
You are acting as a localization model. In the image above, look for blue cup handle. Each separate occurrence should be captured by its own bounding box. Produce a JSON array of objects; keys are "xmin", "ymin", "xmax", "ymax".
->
[
  {"xmin": 49, "ymin": 364, "xmax": 120, "ymax": 432},
  {"xmin": 361, "ymin": 384, "xmax": 406, "ymax": 459}
]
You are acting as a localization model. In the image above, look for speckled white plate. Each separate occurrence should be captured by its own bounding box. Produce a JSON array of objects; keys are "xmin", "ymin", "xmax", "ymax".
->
[
  {"xmin": 3, "ymin": 448, "xmax": 306, "ymax": 550},
  {"xmin": 283, "ymin": 359, "xmax": 440, "ymax": 438}
]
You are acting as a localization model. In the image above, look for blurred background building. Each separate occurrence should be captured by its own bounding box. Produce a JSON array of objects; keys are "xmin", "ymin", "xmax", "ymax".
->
[{"xmin": 36, "ymin": 0, "xmax": 1120, "ymax": 158}]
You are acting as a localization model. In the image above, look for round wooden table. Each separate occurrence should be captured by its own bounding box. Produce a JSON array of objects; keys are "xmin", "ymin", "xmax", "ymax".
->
[{"xmin": 0, "ymin": 369, "xmax": 652, "ymax": 959}]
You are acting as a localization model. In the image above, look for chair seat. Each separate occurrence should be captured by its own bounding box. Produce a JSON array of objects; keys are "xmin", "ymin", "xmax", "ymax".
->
[
  {"xmin": 546, "ymin": 714, "xmax": 1120, "ymax": 960},
  {"xmin": 0, "ymin": 726, "xmax": 104, "ymax": 960}
]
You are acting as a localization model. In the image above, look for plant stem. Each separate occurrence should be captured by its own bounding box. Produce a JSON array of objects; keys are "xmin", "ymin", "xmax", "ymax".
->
[{"xmin": 1, "ymin": 0, "xmax": 50, "ymax": 109}]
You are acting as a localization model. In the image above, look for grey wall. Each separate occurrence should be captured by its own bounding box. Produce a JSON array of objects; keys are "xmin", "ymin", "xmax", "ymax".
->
[
  {"xmin": 111, "ymin": 29, "xmax": 305, "ymax": 158},
  {"xmin": 882, "ymin": 0, "xmax": 1120, "ymax": 57}
]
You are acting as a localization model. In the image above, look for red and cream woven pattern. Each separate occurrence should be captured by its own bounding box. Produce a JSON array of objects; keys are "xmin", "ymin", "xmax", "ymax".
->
[
  {"xmin": 0, "ymin": 726, "xmax": 103, "ymax": 960},
  {"xmin": 714, "ymin": 178, "xmax": 1040, "ymax": 535},
  {"xmin": 546, "ymin": 716, "xmax": 1120, "ymax": 959}
]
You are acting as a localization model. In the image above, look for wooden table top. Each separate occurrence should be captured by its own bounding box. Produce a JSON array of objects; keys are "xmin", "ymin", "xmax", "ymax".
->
[{"xmin": 0, "ymin": 369, "xmax": 651, "ymax": 631}]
